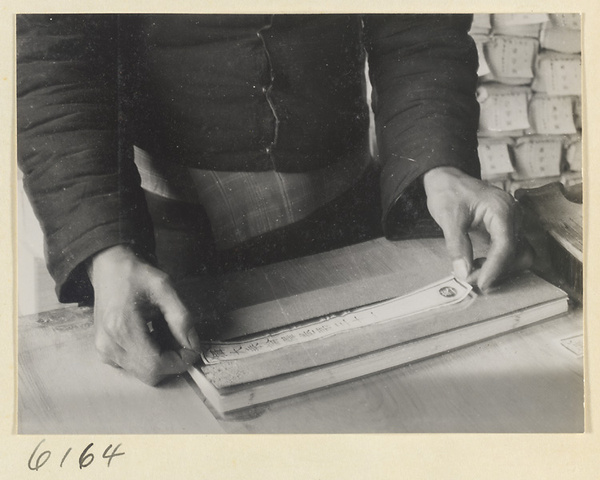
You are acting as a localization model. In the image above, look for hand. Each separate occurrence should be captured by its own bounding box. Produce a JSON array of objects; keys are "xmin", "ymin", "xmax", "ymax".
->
[
  {"xmin": 88, "ymin": 245, "xmax": 202, "ymax": 385},
  {"xmin": 423, "ymin": 167, "xmax": 532, "ymax": 291}
]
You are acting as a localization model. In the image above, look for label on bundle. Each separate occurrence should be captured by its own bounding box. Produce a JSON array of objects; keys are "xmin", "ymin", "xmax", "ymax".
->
[{"xmin": 200, "ymin": 276, "xmax": 472, "ymax": 365}]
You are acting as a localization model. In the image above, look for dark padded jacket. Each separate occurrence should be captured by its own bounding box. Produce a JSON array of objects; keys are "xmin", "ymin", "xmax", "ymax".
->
[{"xmin": 17, "ymin": 14, "xmax": 480, "ymax": 303}]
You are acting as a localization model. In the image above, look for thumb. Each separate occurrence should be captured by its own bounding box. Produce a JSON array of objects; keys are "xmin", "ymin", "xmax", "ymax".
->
[{"xmin": 148, "ymin": 273, "xmax": 202, "ymax": 352}]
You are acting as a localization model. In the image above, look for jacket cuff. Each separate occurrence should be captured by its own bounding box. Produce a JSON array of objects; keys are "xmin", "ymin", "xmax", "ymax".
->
[
  {"xmin": 50, "ymin": 221, "xmax": 156, "ymax": 304},
  {"xmin": 381, "ymin": 156, "xmax": 480, "ymax": 239}
]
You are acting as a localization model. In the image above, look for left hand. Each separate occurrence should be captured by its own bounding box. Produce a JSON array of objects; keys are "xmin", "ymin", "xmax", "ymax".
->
[{"xmin": 423, "ymin": 166, "xmax": 532, "ymax": 291}]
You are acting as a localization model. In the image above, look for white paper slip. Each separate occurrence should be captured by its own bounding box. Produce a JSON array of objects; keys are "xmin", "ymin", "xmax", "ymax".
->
[
  {"xmin": 561, "ymin": 335, "xmax": 584, "ymax": 357},
  {"xmin": 200, "ymin": 276, "xmax": 472, "ymax": 365},
  {"xmin": 472, "ymin": 36, "xmax": 491, "ymax": 77},
  {"xmin": 470, "ymin": 13, "xmax": 492, "ymax": 34}
]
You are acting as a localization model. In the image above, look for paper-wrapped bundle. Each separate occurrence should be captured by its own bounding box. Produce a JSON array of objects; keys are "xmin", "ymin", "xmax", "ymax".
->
[
  {"xmin": 477, "ymin": 84, "xmax": 531, "ymax": 136},
  {"xmin": 532, "ymin": 52, "xmax": 581, "ymax": 96}
]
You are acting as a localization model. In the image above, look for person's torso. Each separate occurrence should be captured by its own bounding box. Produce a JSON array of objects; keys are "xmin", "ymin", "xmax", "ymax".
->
[{"xmin": 122, "ymin": 14, "xmax": 371, "ymax": 173}]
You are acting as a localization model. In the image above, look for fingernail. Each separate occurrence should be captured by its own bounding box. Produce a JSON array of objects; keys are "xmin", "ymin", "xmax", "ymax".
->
[
  {"xmin": 453, "ymin": 259, "xmax": 470, "ymax": 280},
  {"xmin": 187, "ymin": 328, "xmax": 202, "ymax": 352}
]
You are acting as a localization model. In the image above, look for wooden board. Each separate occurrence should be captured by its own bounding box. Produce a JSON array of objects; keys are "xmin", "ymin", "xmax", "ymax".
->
[
  {"xmin": 18, "ymin": 236, "xmax": 584, "ymax": 433},
  {"xmin": 180, "ymin": 237, "xmax": 466, "ymax": 340}
]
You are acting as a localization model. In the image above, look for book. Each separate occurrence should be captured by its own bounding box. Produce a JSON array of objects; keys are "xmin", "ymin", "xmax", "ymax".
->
[
  {"xmin": 515, "ymin": 182, "xmax": 583, "ymax": 301},
  {"xmin": 477, "ymin": 84, "xmax": 532, "ymax": 135},
  {"xmin": 481, "ymin": 35, "xmax": 539, "ymax": 85},
  {"xmin": 189, "ymin": 271, "xmax": 568, "ymax": 415},
  {"xmin": 532, "ymin": 52, "xmax": 581, "ymax": 96},
  {"xmin": 540, "ymin": 24, "xmax": 582, "ymax": 54},
  {"xmin": 528, "ymin": 94, "xmax": 578, "ymax": 136},
  {"xmin": 477, "ymin": 137, "xmax": 515, "ymax": 180},
  {"xmin": 511, "ymin": 135, "xmax": 564, "ymax": 179}
]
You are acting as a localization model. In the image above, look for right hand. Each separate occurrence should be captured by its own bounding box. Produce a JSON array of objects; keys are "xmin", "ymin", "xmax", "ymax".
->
[
  {"xmin": 424, "ymin": 167, "xmax": 533, "ymax": 292},
  {"xmin": 88, "ymin": 245, "xmax": 202, "ymax": 385}
]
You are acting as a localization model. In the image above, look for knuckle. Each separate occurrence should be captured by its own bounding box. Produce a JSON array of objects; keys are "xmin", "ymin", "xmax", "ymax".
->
[
  {"xmin": 148, "ymin": 270, "xmax": 172, "ymax": 292},
  {"xmin": 487, "ymin": 194, "xmax": 514, "ymax": 217}
]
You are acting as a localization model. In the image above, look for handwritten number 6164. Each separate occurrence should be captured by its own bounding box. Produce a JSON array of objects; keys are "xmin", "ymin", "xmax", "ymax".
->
[{"xmin": 28, "ymin": 439, "xmax": 124, "ymax": 471}]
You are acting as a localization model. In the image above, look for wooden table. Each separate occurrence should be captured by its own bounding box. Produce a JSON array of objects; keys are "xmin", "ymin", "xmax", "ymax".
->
[{"xmin": 18, "ymin": 237, "xmax": 584, "ymax": 434}]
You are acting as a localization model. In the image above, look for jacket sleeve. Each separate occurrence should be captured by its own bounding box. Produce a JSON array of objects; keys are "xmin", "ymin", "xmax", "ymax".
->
[
  {"xmin": 17, "ymin": 14, "xmax": 155, "ymax": 304},
  {"xmin": 363, "ymin": 14, "xmax": 481, "ymax": 237}
]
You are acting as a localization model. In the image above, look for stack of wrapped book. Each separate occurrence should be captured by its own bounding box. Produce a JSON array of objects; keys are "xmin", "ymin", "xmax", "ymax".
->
[{"xmin": 470, "ymin": 14, "xmax": 582, "ymax": 193}]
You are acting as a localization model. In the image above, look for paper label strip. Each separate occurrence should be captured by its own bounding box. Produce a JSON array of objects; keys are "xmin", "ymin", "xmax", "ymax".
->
[{"xmin": 200, "ymin": 276, "xmax": 473, "ymax": 365}]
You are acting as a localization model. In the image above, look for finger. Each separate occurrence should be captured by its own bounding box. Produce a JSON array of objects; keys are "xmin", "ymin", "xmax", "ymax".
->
[
  {"xmin": 123, "ymin": 348, "xmax": 191, "ymax": 386},
  {"xmin": 477, "ymin": 206, "xmax": 516, "ymax": 291},
  {"xmin": 466, "ymin": 257, "xmax": 485, "ymax": 285},
  {"xmin": 438, "ymin": 214, "xmax": 474, "ymax": 281},
  {"xmin": 95, "ymin": 329, "xmax": 127, "ymax": 369},
  {"xmin": 146, "ymin": 271, "xmax": 202, "ymax": 353},
  {"xmin": 102, "ymin": 308, "xmax": 189, "ymax": 385}
]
